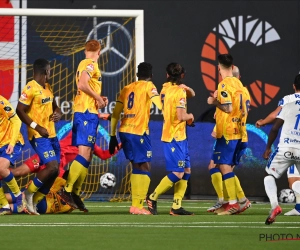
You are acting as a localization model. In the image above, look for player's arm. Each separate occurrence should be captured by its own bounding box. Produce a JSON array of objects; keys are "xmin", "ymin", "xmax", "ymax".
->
[
  {"xmin": 263, "ymin": 118, "xmax": 284, "ymax": 159},
  {"xmin": 176, "ymin": 91, "xmax": 194, "ymax": 124},
  {"xmin": 1, "ymin": 100, "xmax": 22, "ymax": 149},
  {"xmin": 16, "ymin": 102, "xmax": 49, "ymax": 138},
  {"xmin": 51, "ymin": 98, "xmax": 62, "ymax": 122},
  {"xmin": 109, "ymin": 101, "xmax": 123, "ymax": 154},
  {"xmin": 207, "ymin": 97, "xmax": 232, "ymax": 113},
  {"xmin": 256, "ymin": 106, "xmax": 282, "ymax": 128},
  {"xmin": 78, "ymin": 71, "xmax": 106, "ymax": 109},
  {"xmin": 179, "ymin": 84, "xmax": 195, "ymax": 98}
]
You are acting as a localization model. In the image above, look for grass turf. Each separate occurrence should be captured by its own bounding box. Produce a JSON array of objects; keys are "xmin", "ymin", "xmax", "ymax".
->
[{"xmin": 1, "ymin": 200, "xmax": 300, "ymax": 250}]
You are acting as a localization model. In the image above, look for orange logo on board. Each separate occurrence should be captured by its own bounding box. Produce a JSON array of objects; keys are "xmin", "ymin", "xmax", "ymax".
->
[{"xmin": 200, "ymin": 15, "xmax": 281, "ymax": 107}]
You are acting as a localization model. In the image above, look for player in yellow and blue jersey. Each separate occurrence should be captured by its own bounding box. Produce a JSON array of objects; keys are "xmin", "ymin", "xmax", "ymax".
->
[
  {"xmin": 57, "ymin": 39, "xmax": 107, "ymax": 210},
  {"xmin": 146, "ymin": 63, "xmax": 195, "ymax": 215},
  {"xmin": 207, "ymin": 54, "xmax": 244, "ymax": 215},
  {"xmin": 109, "ymin": 62, "xmax": 162, "ymax": 215},
  {"xmin": 0, "ymin": 95, "xmax": 25, "ymax": 215},
  {"xmin": 17, "ymin": 58, "xmax": 62, "ymax": 215}
]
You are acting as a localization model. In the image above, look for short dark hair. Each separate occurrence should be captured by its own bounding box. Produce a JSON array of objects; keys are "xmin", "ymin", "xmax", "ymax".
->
[
  {"xmin": 137, "ymin": 62, "xmax": 152, "ymax": 78},
  {"xmin": 166, "ymin": 62, "xmax": 185, "ymax": 84},
  {"xmin": 33, "ymin": 58, "xmax": 50, "ymax": 75},
  {"xmin": 294, "ymin": 74, "xmax": 300, "ymax": 90},
  {"xmin": 218, "ymin": 54, "xmax": 233, "ymax": 68}
]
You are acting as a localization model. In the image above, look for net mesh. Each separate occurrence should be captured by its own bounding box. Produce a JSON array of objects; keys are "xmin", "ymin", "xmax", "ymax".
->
[{"xmin": 0, "ymin": 14, "xmax": 136, "ymax": 201}]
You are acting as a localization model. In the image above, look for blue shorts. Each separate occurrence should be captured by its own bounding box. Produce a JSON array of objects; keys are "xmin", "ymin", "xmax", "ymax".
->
[
  {"xmin": 0, "ymin": 142, "xmax": 23, "ymax": 165},
  {"xmin": 213, "ymin": 136, "xmax": 241, "ymax": 165},
  {"xmin": 72, "ymin": 111, "xmax": 99, "ymax": 149},
  {"xmin": 234, "ymin": 142, "xmax": 248, "ymax": 165},
  {"xmin": 119, "ymin": 132, "xmax": 152, "ymax": 163},
  {"xmin": 30, "ymin": 137, "xmax": 60, "ymax": 165},
  {"xmin": 164, "ymin": 139, "xmax": 191, "ymax": 172}
]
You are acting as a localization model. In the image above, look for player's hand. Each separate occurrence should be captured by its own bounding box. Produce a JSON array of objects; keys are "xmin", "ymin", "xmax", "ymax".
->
[
  {"xmin": 50, "ymin": 108, "xmax": 62, "ymax": 122},
  {"xmin": 96, "ymin": 97, "xmax": 106, "ymax": 109},
  {"xmin": 207, "ymin": 97, "xmax": 215, "ymax": 105},
  {"xmin": 211, "ymin": 130, "xmax": 216, "ymax": 138},
  {"xmin": 187, "ymin": 114, "xmax": 194, "ymax": 126},
  {"xmin": 263, "ymin": 148, "xmax": 272, "ymax": 160},
  {"xmin": 6, "ymin": 144, "xmax": 14, "ymax": 154},
  {"xmin": 102, "ymin": 96, "xmax": 109, "ymax": 106},
  {"xmin": 213, "ymin": 90, "xmax": 218, "ymax": 98},
  {"xmin": 255, "ymin": 119, "xmax": 264, "ymax": 128},
  {"xmin": 35, "ymin": 125, "xmax": 49, "ymax": 138},
  {"xmin": 213, "ymin": 112, "xmax": 216, "ymax": 119},
  {"xmin": 109, "ymin": 136, "xmax": 120, "ymax": 155}
]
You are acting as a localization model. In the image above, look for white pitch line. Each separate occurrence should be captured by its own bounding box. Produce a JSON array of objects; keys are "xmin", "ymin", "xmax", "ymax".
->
[{"xmin": 0, "ymin": 223, "xmax": 299, "ymax": 229}]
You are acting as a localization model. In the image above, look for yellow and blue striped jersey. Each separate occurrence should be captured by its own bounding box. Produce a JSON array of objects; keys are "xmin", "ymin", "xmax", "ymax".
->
[
  {"xmin": 161, "ymin": 82, "xmax": 187, "ymax": 142},
  {"xmin": 117, "ymin": 80, "xmax": 159, "ymax": 135},
  {"xmin": 215, "ymin": 77, "xmax": 244, "ymax": 140},
  {"xmin": 19, "ymin": 80, "xmax": 56, "ymax": 140},
  {"xmin": 73, "ymin": 59, "xmax": 102, "ymax": 114},
  {"xmin": 0, "ymin": 95, "xmax": 24, "ymax": 147}
]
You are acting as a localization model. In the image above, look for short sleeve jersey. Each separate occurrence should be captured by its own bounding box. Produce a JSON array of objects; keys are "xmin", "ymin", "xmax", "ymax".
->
[
  {"xmin": 278, "ymin": 93, "xmax": 300, "ymax": 107},
  {"xmin": 73, "ymin": 59, "xmax": 102, "ymax": 114},
  {"xmin": 160, "ymin": 82, "xmax": 187, "ymax": 142},
  {"xmin": 277, "ymin": 101, "xmax": 300, "ymax": 148},
  {"xmin": 0, "ymin": 95, "xmax": 24, "ymax": 147},
  {"xmin": 118, "ymin": 80, "xmax": 159, "ymax": 135},
  {"xmin": 215, "ymin": 77, "xmax": 244, "ymax": 140},
  {"xmin": 19, "ymin": 81, "xmax": 56, "ymax": 140}
]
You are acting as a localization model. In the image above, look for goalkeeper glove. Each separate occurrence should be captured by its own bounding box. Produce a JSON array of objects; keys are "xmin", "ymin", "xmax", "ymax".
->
[{"xmin": 109, "ymin": 136, "xmax": 120, "ymax": 155}]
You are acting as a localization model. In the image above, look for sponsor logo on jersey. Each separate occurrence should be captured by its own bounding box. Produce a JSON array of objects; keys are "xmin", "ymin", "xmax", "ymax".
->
[
  {"xmin": 86, "ymin": 64, "xmax": 94, "ymax": 72},
  {"xmin": 284, "ymin": 151, "xmax": 300, "ymax": 161},
  {"xmin": 3, "ymin": 106, "xmax": 12, "ymax": 112},
  {"xmin": 221, "ymin": 91, "xmax": 228, "ymax": 98},
  {"xmin": 42, "ymin": 97, "xmax": 51, "ymax": 104}
]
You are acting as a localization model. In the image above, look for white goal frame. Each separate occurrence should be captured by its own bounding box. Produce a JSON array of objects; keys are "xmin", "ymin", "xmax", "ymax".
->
[{"xmin": 0, "ymin": 8, "xmax": 144, "ymax": 105}]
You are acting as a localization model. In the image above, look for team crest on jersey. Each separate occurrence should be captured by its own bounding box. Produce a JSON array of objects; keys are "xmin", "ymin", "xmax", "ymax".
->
[
  {"xmin": 179, "ymin": 98, "xmax": 186, "ymax": 106},
  {"xmin": 20, "ymin": 92, "xmax": 28, "ymax": 101},
  {"xmin": 3, "ymin": 106, "xmax": 12, "ymax": 113},
  {"xmin": 151, "ymin": 88, "xmax": 158, "ymax": 95},
  {"xmin": 178, "ymin": 161, "xmax": 185, "ymax": 167},
  {"xmin": 171, "ymin": 147, "xmax": 175, "ymax": 152},
  {"xmin": 0, "ymin": 101, "xmax": 4, "ymax": 105},
  {"xmin": 221, "ymin": 91, "xmax": 228, "ymax": 98},
  {"xmin": 222, "ymin": 84, "xmax": 225, "ymax": 88},
  {"xmin": 140, "ymin": 138, "xmax": 144, "ymax": 144},
  {"xmin": 27, "ymin": 86, "xmax": 31, "ymax": 90},
  {"xmin": 44, "ymin": 152, "xmax": 49, "ymax": 159},
  {"xmin": 86, "ymin": 64, "xmax": 94, "ymax": 72},
  {"xmin": 147, "ymin": 151, "xmax": 152, "ymax": 158}
]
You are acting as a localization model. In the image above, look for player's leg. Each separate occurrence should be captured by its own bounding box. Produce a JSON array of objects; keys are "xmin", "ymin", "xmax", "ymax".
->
[
  {"xmin": 146, "ymin": 140, "xmax": 182, "ymax": 215},
  {"xmin": 71, "ymin": 166, "xmax": 88, "ymax": 212},
  {"xmin": 171, "ymin": 140, "xmax": 193, "ymax": 215},
  {"xmin": 120, "ymin": 132, "xmax": 151, "ymax": 215},
  {"xmin": 285, "ymin": 165, "xmax": 300, "ymax": 215},
  {"xmin": 214, "ymin": 137, "xmax": 240, "ymax": 215},
  {"xmin": 59, "ymin": 111, "xmax": 98, "ymax": 207},
  {"xmin": 26, "ymin": 137, "xmax": 59, "ymax": 214},
  {"xmin": 264, "ymin": 148, "xmax": 288, "ymax": 224},
  {"xmin": 0, "ymin": 143, "xmax": 24, "ymax": 215}
]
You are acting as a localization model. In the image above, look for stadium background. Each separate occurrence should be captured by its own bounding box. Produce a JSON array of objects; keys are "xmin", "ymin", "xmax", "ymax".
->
[{"xmin": 1, "ymin": 0, "xmax": 300, "ymax": 199}]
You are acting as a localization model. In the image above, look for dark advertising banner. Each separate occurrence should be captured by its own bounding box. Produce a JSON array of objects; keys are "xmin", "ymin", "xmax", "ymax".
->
[{"xmin": 21, "ymin": 0, "xmax": 300, "ymax": 197}]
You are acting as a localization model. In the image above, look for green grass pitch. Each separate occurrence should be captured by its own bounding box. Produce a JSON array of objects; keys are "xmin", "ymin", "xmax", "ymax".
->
[{"xmin": 1, "ymin": 200, "xmax": 300, "ymax": 250}]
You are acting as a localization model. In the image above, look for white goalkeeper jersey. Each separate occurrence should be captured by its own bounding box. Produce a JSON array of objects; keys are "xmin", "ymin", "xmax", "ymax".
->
[{"xmin": 278, "ymin": 93, "xmax": 300, "ymax": 107}]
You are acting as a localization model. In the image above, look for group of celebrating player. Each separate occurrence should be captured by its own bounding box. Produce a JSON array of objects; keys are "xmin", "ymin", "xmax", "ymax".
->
[{"xmin": 0, "ymin": 38, "xmax": 299, "ymax": 224}]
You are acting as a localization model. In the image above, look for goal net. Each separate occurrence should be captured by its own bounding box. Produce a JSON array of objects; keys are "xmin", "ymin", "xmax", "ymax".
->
[{"xmin": 0, "ymin": 7, "xmax": 144, "ymax": 201}]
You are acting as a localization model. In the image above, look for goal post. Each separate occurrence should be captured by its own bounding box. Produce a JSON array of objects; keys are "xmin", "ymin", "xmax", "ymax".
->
[{"xmin": 0, "ymin": 7, "xmax": 144, "ymax": 201}]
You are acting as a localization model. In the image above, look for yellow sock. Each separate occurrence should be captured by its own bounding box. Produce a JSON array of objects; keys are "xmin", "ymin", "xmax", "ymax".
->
[
  {"xmin": 27, "ymin": 178, "xmax": 43, "ymax": 194},
  {"xmin": 172, "ymin": 179, "xmax": 188, "ymax": 209},
  {"xmin": 150, "ymin": 176, "xmax": 174, "ymax": 201},
  {"xmin": 210, "ymin": 169, "xmax": 223, "ymax": 201},
  {"xmin": 4, "ymin": 174, "xmax": 21, "ymax": 195},
  {"xmin": 0, "ymin": 187, "xmax": 8, "ymax": 207},
  {"xmin": 235, "ymin": 176, "xmax": 245, "ymax": 201},
  {"xmin": 33, "ymin": 191, "xmax": 46, "ymax": 204},
  {"xmin": 130, "ymin": 173, "xmax": 140, "ymax": 207},
  {"xmin": 73, "ymin": 167, "xmax": 88, "ymax": 196},
  {"xmin": 65, "ymin": 160, "xmax": 86, "ymax": 192},
  {"xmin": 223, "ymin": 173, "xmax": 237, "ymax": 203},
  {"xmin": 136, "ymin": 174, "xmax": 150, "ymax": 209},
  {"xmin": 223, "ymin": 181, "xmax": 229, "ymax": 202}
]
